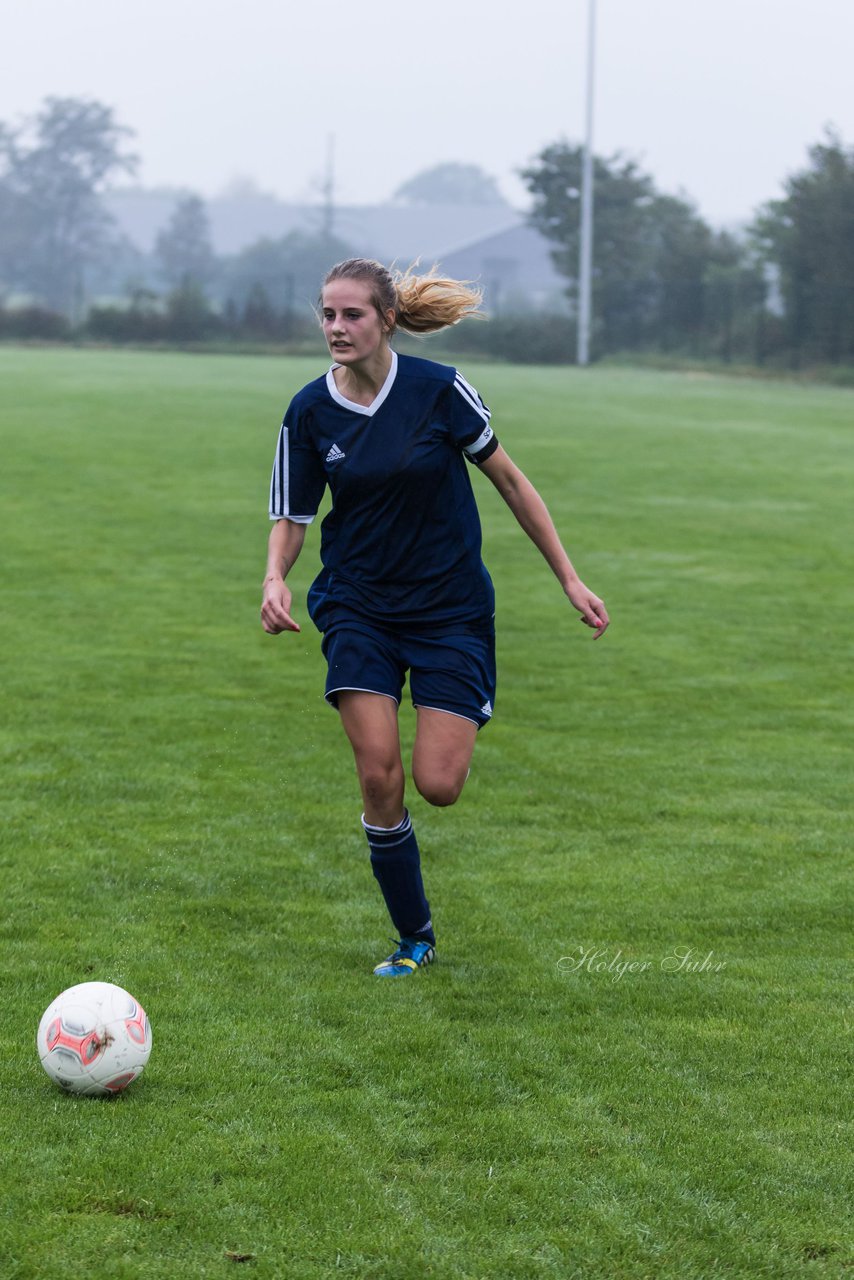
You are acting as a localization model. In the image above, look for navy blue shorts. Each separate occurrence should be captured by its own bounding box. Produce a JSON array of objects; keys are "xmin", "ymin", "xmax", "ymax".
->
[{"xmin": 321, "ymin": 622, "xmax": 496, "ymax": 729}]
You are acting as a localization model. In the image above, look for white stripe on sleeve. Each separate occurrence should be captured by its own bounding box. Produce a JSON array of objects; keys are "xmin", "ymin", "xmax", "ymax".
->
[
  {"xmin": 269, "ymin": 422, "xmax": 289, "ymax": 517},
  {"xmin": 454, "ymin": 372, "xmax": 491, "ymax": 426},
  {"xmin": 268, "ymin": 424, "xmax": 316, "ymax": 522}
]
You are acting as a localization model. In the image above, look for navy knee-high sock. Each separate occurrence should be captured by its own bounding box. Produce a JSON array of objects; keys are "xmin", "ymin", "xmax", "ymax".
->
[{"xmin": 362, "ymin": 810, "xmax": 435, "ymax": 946}]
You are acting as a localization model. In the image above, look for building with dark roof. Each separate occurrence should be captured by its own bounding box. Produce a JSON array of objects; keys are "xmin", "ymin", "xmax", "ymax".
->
[{"xmin": 103, "ymin": 188, "xmax": 568, "ymax": 311}]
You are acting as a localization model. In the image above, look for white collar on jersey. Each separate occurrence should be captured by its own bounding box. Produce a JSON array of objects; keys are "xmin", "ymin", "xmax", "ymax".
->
[{"xmin": 326, "ymin": 349, "xmax": 398, "ymax": 416}]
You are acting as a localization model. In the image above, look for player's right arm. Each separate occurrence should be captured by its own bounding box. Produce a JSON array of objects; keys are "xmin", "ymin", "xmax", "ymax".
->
[
  {"xmin": 264, "ymin": 397, "xmax": 326, "ymax": 635},
  {"xmin": 261, "ymin": 519, "xmax": 307, "ymax": 634}
]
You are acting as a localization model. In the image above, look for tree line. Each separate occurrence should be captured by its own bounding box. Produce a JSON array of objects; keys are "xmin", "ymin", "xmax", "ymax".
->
[
  {"xmin": 0, "ymin": 98, "xmax": 351, "ymax": 347},
  {"xmin": 521, "ymin": 133, "xmax": 854, "ymax": 368},
  {"xmin": 1, "ymin": 97, "xmax": 852, "ymax": 368}
]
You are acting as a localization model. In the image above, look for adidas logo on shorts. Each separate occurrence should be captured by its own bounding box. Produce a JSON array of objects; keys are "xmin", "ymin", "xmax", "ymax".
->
[
  {"xmin": 326, "ymin": 443, "xmax": 346, "ymax": 464},
  {"xmin": 481, "ymin": 700, "xmax": 493, "ymax": 718}
]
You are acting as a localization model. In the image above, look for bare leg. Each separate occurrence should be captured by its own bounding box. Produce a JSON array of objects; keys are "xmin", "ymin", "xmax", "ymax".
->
[
  {"xmin": 412, "ymin": 707, "xmax": 478, "ymax": 808},
  {"xmin": 338, "ymin": 691, "xmax": 434, "ymax": 952},
  {"xmin": 337, "ymin": 691, "xmax": 405, "ymax": 826}
]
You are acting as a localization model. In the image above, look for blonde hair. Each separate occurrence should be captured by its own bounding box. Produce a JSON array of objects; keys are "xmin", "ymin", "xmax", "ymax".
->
[{"xmin": 322, "ymin": 257, "xmax": 484, "ymax": 335}]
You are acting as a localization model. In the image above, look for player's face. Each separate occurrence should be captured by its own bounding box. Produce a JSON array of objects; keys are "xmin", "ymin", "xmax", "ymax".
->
[{"xmin": 321, "ymin": 280, "xmax": 393, "ymax": 365}]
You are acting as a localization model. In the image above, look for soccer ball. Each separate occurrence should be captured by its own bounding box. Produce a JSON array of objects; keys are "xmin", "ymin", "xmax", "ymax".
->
[{"xmin": 37, "ymin": 981, "xmax": 152, "ymax": 1096}]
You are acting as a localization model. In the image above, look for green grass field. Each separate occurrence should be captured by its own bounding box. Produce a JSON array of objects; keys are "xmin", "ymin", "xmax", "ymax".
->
[{"xmin": 1, "ymin": 347, "xmax": 851, "ymax": 1279}]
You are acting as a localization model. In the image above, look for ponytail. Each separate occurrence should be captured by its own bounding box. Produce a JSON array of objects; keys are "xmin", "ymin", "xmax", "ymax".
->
[
  {"xmin": 392, "ymin": 264, "xmax": 483, "ymax": 334},
  {"xmin": 322, "ymin": 258, "xmax": 484, "ymax": 336}
]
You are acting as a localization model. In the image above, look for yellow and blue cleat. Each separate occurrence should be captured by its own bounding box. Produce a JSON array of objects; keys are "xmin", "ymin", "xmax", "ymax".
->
[{"xmin": 373, "ymin": 937, "xmax": 436, "ymax": 977}]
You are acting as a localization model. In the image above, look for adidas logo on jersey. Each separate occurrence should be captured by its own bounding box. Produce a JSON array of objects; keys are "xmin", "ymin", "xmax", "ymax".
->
[
  {"xmin": 481, "ymin": 700, "xmax": 493, "ymax": 718},
  {"xmin": 326, "ymin": 443, "xmax": 346, "ymax": 464}
]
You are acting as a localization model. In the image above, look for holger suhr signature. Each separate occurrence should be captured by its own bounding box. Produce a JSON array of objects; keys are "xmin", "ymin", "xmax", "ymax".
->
[{"xmin": 557, "ymin": 945, "xmax": 727, "ymax": 982}]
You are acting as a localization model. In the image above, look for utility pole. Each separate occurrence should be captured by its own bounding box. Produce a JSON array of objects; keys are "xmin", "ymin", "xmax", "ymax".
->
[
  {"xmin": 322, "ymin": 133, "xmax": 335, "ymax": 240},
  {"xmin": 577, "ymin": 0, "xmax": 596, "ymax": 366}
]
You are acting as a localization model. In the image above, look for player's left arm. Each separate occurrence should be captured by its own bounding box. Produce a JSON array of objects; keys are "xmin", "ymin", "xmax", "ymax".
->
[{"xmin": 479, "ymin": 445, "xmax": 609, "ymax": 638}]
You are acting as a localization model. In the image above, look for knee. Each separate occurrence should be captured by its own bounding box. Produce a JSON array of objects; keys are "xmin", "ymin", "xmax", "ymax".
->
[
  {"xmin": 413, "ymin": 769, "xmax": 465, "ymax": 808},
  {"xmin": 359, "ymin": 758, "xmax": 404, "ymax": 807}
]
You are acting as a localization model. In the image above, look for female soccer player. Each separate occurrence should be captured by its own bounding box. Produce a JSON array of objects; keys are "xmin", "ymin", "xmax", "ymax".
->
[{"xmin": 261, "ymin": 258, "xmax": 608, "ymax": 977}]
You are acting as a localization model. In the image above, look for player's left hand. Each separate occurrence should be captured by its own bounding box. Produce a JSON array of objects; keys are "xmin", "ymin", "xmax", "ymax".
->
[{"xmin": 567, "ymin": 580, "xmax": 609, "ymax": 639}]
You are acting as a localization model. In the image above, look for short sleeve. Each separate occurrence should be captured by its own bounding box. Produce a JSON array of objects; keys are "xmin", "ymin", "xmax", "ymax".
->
[
  {"xmin": 448, "ymin": 371, "xmax": 499, "ymax": 465},
  {"xmin": 269, "ymin": 400, "xmax": 327, "ymax": 522}
]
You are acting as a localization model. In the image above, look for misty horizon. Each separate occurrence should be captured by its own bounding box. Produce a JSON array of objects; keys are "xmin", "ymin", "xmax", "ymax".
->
[{"xmin": 2, "ymin": 0, "xmax": 852, "ymax": 230}]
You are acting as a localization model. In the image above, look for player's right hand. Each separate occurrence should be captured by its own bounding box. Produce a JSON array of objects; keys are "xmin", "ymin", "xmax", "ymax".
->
[{"xmin": 261, "ymin": 578, "xmax": 301, "ymax": 634}]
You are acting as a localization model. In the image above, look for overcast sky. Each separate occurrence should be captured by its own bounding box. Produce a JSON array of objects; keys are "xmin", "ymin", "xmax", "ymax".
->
[{"xmin": 3, "ymin": 0, "xmax": 852, "ymax": 226}]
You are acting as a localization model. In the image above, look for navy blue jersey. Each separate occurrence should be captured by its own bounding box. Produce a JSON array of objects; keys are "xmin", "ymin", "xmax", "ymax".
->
[{"xmin": 269, "ymin": 352, "xmax": 500, "ymax": 634}]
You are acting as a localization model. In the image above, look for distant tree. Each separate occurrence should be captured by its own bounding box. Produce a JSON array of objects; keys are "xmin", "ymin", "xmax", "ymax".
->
[
  {"xmin": 164, "ymin": 278, "xmax": 220, "ymax": 341},
  {"xmin": 0, "ymin": 97, "xmax": 137, "ymax": 315},
  {"xmin": 86, "ymin": 287, "xmax": 164, "ymax": 342},
  {"xmin": 393, "ymin": 162, "xmax": 508, "ymax": 206},
  {"xmin": 702, "ymin": 231, "xmax": 768, "ymax": 363},
  {"xmin": 241, "ymin": 282, "xmax": 279, "ymax": 338},
  {"xmin": 221, "ymin": 230, "xmax": 354, "ymax": 318},
  {"xmin": 521, "ymin": 141, "xmax": 727, "ymax": 355},
  {"xmin": 154, "ymin": 194, "xmax": 216, "ymax": 291},
  {"xmin": 0, "ymin": 303, "xmax": 70, "ymax": 340},
  {"xmin": 85, "ymin": 231, "xmax": 149, "ymax": 300},
  {"xmin": 753, "ymin": 128, "xmax": 854, "ymax": 364}
]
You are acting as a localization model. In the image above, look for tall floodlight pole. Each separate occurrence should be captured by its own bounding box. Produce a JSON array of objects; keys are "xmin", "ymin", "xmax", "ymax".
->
[
  {"xmin": 577, "ymin": 0, "xmax": 596, "ymax": 366},
  {"xmin": 322, "ymin": 133, "xmax": 335, "ymax": 240}
]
